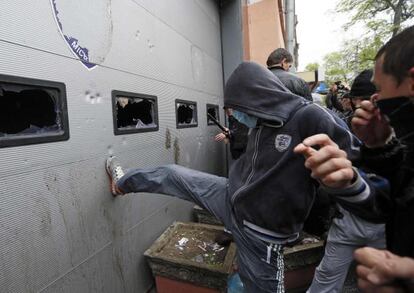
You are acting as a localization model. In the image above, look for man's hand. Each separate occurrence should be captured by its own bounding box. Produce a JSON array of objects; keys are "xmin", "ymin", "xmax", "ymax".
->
[
  {"xmin": 294, "ymin": 134, "xmax": 354, "ymax": 189},
  {"xmin": 215, "ymin": 128, "xmax": 230, "ymax": 144},
  {"xmin": 351, "ymin": 98, "xmax": 392, "ymax": 148},
  {"xmin": 354, "ymin": 247, "xmax": 414, "ymax": 293}
]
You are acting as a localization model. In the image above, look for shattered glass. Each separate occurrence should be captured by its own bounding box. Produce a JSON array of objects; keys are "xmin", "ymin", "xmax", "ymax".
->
[
  {"xmin": 0, "ymin": 84, "xmax": 65, "ymax": 139},
  {"xmin": 176, "ymin": 102, "xmax": 197, "ymax": 127},
  {"xmin": 115, "ymin": 96, "xmax": 158, "ymax": 131},
  {"xmin": 207, "ymin": 105, "xmax": 219, "ymax": 125}
]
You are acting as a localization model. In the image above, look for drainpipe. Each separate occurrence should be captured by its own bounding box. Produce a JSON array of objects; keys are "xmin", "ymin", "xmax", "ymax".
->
[{"xmin": 285, "ymin": 0, "xmax": 296, "ymax": 71}]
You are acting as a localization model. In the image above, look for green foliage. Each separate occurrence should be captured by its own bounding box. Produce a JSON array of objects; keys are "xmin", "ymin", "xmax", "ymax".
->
[
  {"xmin": 322, "ymin": 0, "xmax": 413, "ymax": 84},
  {"xmin": 305, "ymin": 62, "xmax": 320, "ymax": 71},
  {"xmin": 337, "ymin": 0, "xmax": 414, "ymax": 37},
  {"xmin": 323, "ymin": 52, "xmax": 352, "ymax": 84},
  {"xmin": 323, "ymin": 36, "xmax": 383, "ymax": 84}
]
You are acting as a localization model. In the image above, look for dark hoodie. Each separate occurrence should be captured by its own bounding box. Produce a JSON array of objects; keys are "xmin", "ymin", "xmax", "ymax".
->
[{"xmin": 223, "ymin": 62, "xmax": 381, "ymax": 243}]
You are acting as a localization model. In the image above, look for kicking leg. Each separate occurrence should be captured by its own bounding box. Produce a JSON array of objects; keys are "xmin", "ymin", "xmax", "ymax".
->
[{"xmin": 106, "ymin": 156, "xmax": 230, "ymax": 225}]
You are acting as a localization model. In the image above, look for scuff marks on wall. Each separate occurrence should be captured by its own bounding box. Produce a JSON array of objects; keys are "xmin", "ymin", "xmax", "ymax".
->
[
  {"xmin": 165, "ymin": 128, "xmax": 171, "ymax": 149},
  {"xmin": 34, "ymin": 195, "xmax": 53, "ymax": 238},
  {"xmin": 135, "ymin": 29, "xmax": 141, "ymax": 41},
  {"xmin": 173, "ymin": 138, "xmax": 180, "ymax": 164},
  {"xmin": 191, "ymin": 45, "xmax": 205, "ymax": 84},
  {"xmin": 43, "ymin": 169, "xmax": 90, "ymax": 267},
  {"xmin": 112, "ymin": 244, "xmax": 127, "ymax": 293}
]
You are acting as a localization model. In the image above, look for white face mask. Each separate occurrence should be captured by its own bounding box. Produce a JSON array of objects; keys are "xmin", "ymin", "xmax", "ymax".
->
[{"xmin": 232, "ymin": 110, "xmax": 257, "ymax": 128}]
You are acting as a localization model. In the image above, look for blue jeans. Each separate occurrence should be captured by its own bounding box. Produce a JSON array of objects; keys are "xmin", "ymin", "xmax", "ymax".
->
[{"xmin": 117, "ymin": 164, "xmax": 285, "ymax": 293}]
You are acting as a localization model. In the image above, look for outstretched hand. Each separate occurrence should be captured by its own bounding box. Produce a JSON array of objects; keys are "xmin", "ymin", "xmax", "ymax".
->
[{"xmin": 294, "ymin": 134, "xmax": 354, "ymax": 189}]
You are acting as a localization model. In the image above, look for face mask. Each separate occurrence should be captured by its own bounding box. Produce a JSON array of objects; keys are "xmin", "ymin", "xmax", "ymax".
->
[
  {"xmin": 232, "ymin": 110, "xmax": 258, "ymax": 128},
  {"xmin": 376, "ymin": 96, "xmax": 414, "ymax": 142}
]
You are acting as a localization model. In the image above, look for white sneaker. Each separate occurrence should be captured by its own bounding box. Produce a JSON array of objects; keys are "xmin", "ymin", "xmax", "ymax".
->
[{"xmin": 106, "ymin": 156, "xmax": 125, "ymax": 196}]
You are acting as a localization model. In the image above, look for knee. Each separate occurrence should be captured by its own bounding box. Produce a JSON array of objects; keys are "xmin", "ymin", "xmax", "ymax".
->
[
  {"xmin": 162, "ymin": 164, "xmax": 181, "ymax": 173},
  {"xmin": 160, "ymin": 164, "xmax": 186, "ymax": 179},
  {"xmin": 315, "ymin": 261, "xmax": 335, "ymax": 276}
]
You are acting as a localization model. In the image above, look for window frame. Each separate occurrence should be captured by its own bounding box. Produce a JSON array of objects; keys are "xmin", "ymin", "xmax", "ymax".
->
[
  {"xmin": 206, "ymin": 104, "xmax": 220, "ymax": 126},
  {"xmin": 175, "ymin": 99, "xmax": 198, "ymax": 129},
  {"xmin": 111, "ymin": 90, "xmax": 159, "ymax": 135},
  {"xmin": 0, "ymin": 74, "xmax": 70, "ymax": 148}
]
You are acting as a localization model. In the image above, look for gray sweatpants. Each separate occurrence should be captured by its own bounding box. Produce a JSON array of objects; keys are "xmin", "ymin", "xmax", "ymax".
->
[
  {"xmin": 307, "ymin": 206, "xmax": 385, "ymax": 293},
  {"xmin": 117, "ymin": 164, "xmax": 285, "ymax": 293}
]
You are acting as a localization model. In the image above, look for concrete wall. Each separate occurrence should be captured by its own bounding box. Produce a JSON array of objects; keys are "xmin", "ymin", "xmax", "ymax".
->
[
  {"xmin": 220, "ymin": 0, "xmax": 245, "ymax": 83},
  {"xmin": 243, "ymin": 0, "xmax": 285, "ymax": 65},
  {"xmin": 0, "ymin": 0, "xmax": 225, "ymax": 292}
]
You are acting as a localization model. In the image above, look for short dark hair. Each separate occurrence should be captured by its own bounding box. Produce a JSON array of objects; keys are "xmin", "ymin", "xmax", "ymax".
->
[
  {"xmin": 375, "ymin": 26, "xmax": 414, "ymax": 85},
  {"xmin": 350, "ymin": 69, "xmax": 376, "ymax": 97},
  {"xmin": 266, "ymin": 48, "xmax": 293, "ymax": 67}
]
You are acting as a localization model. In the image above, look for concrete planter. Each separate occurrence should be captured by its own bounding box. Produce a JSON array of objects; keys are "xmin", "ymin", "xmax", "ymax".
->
[
  {"xmin": 144, "ymin": 222, "xmax": 237, "ymax": 293},
  {"xmin": 193, "ymin": 205, "xmax": 222, "ymax": 226},
  {"xmin": 284, "ymin": 241, "xmax": 324, "ymax": 292},
  {"xmin": 147, "ymin": 216, "xmax": 324, "ymax": 293}
]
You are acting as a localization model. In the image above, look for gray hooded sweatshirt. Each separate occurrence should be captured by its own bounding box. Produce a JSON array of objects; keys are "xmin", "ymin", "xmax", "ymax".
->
[{"xmin": 224, "ymin": 62, "xmax": 371, "ymax": 243}]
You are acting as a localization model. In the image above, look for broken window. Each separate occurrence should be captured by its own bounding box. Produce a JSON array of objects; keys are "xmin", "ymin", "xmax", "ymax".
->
[
  {"xmin": 0, "ymin": 74, "xmax": 69, "ymax": 148},
  {"xmin": 206, "ymin": 104, "xmax": 220, "ymax": 126},
  {"xmin": 175, "ymin": 99, "xmax": 198, "ymax": 128},
  {"xmin": 112, "ymin": 90, "xmax": 158, "ymax": 135}
]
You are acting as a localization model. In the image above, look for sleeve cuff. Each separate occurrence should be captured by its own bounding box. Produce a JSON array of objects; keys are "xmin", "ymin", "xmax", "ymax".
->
[{"xmin": 320, "ymin": 168, "xmax": 371, "ymax": 203}]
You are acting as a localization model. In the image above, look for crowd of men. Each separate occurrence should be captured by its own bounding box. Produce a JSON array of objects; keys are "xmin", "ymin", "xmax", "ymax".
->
[{"xmin": 106, "ymin": 26, "xmax": 414, "ymax": 292}]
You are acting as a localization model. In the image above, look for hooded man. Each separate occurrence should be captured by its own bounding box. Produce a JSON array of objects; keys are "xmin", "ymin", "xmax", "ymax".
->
[{"xmin": 106, "ymin": 61, "xmax": 364, "ymax": 293}]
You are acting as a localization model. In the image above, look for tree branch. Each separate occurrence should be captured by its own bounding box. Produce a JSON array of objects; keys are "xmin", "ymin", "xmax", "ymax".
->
[{"xmin": 383, "ymin": 0, "xmax": 396, "ymax": 10}]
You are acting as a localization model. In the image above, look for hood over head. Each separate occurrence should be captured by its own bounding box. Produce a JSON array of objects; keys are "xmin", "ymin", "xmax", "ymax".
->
[{"xmin": 224, "ymin": 62, "xmax": 306, "ymax": 124}]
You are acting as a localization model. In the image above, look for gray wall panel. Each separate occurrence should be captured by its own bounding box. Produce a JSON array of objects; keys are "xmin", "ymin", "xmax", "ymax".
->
[
  {"xmin": 0, "ymin": 1, "xmax": 226, "ymax": 292},
  {"xmin": 0, "ymin": 0, "xmax": 223, "ymax": 97},
  {"xmin": 39, "ymin": 199, "xmax": 193, "ymax": 293},
  {"xmin": 130, "ymin": 0, "xmax": 221, "ymax": 62},
  {"xmin": 0, "ymin": 41, "xmax": 225, "ymax": 178},
  {"xmin": 0, "ymin": 0, "xmax": 72, "ymax": 57},
  {"xmin": 105, "ymin": 0, "xmax": 223, "ymax": 95}
]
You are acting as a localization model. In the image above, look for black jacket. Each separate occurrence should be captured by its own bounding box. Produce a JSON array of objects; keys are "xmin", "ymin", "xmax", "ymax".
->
[
  {"xmin": 228, "ymin": 116, "xmax": 249, "ymax": 160},
  {"xmin": 326, "ymin": 91, "xmax": 344, "ymax": 112},
  {"xmin": 359, "ymin": 139, "xmax": 414, "ymax": 257},
  {"xmin": 223, "ymin": 62, "xmax": 368, "ymax": 242},
  {"xmin": 269, "ymin": 66, "xmax": 313, "ymax": 101}
]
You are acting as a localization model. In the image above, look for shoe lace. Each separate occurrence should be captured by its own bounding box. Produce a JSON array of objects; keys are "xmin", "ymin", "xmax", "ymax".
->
[
  {"xmin": 110, "ymin": 161, "xmax": 124, "ymax": 179},
  {"xmin": 114, "ymin": 166, "xmax": 124, "ymax": 177}
]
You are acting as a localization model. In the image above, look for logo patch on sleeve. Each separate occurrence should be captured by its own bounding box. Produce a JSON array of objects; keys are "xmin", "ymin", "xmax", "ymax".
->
[{"xmin": 275, "ymin": 134, "xmax": 292, "ymax": 152}]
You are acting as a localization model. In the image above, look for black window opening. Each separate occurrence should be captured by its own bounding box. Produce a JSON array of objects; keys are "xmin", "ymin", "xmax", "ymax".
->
[
  {"xmin": 112, "ymin": 90, "xmax": 159, "ymax": 135},
  {"xmin": 206, "ymin": 104, "xmax": 220, "ymax": 126},
  {"xmin": 175, "ymin": 99, "xmax": 198, "ymax": 128},
  {"xmin": 0, "ymin": 74, "xmax": 69, "ymax": 148}
]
